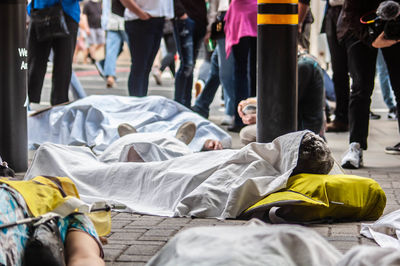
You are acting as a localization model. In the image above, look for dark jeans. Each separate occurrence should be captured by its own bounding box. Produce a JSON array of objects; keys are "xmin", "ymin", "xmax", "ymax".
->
[
  {"xmin": 160, "ymin": 33, "xmax": 177, "ymax": 76},
  {"xmin": 345, "ymin": 36, "xmax": 400, "ymax": 149},
  {"xmin": 232, "ymin": 36, "xmax": 257, "ymax": 126},
  {"xmin": 325, "ymin": 6, "xmax": 350, "ymax": 124},
  {"xmin": 173, "ymin": 17, "xmax": 206, "ymax": 108},
  {"xmin": 125, "ymin": 18, "xmax": 165, "ymax": 96},
  {"xmin": 27, "ymin": 13, "xmax": 78, "ymax": 105},
  {"xmin": 298, "ymin": 56, "xmax": 324, "ymax": 134}
]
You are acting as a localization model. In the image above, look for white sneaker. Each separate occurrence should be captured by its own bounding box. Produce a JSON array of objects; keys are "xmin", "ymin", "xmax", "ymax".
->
[
  {"xmin": 341, "ymin": 142, "xmax": 363, "ymax": 169},
  {"xmin": 221, "ymin": 115, "xmax": 234, "ymax": 126}
]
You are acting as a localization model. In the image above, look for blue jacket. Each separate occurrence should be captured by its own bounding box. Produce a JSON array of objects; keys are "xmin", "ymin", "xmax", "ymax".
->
[{"xmin": 27, "ymin": 0, "xmax": 81, "ymax": 23}]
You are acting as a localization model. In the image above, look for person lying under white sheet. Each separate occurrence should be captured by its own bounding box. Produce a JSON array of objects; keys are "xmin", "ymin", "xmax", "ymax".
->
[{"xmin": 25, "ymin": 130, "xmax": 333, "ymax": 219}]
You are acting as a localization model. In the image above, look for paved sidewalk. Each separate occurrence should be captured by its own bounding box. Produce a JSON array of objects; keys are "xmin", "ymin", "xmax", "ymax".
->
[{"xmin": 33, "ymin": 60, "xmax": 400, "ymax": 265}]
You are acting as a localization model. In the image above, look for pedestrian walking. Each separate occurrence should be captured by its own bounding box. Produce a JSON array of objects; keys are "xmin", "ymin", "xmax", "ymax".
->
[
  {"xmin": 173, "ymin": 0, "xmax": 208, "ymax": 108},
  {"xmin": 120, "ymin": 0, "xmax": 174, "ymax": 96},
  {"xmin": 27, "ymin": 0, "xmax": 80, "ymax": 106}
]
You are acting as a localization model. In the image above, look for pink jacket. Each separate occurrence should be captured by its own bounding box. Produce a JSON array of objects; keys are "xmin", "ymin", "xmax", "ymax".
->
[{"xmin": 224, "ymin": 0, "xmax": 258, "ymax": 57}]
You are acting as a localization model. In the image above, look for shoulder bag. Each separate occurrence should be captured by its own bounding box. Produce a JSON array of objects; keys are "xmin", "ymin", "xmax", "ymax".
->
[{"xmin": 30, "ymin": 0, "xmax": 70, "ymax": 42}]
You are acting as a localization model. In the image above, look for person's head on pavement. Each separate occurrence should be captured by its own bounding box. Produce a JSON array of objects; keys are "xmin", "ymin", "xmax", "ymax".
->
[{"xmin": 292, "ymin": 132, "xmax": 334, "ymax": 176}]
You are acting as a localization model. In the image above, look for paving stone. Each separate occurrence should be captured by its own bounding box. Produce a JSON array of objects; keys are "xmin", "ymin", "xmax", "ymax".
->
[
  {"xmin": 117, "ymin": 255, "xmax": 153, "ymax": 262},
  {"xmin": 103, "ymin": 244, "xmax": 127, "ymax": 250},
  {"xmin": 392, "ymin": 181, "xmax": 400, "ymax": 188},
  {"xmin": 360, "ymin": 237, "xmax": 379, "ymax": 246},
  {"xmin": 157, "ymin": 218, "xmax": 191, "ymax": 226},
  {"xmin": 138, "ymin": 235, "xmax": 172, "ymax": 241},
  {"xmin": 124, "ymin": 244, "xmax": 163, "ymax": 256},
  {"xmin": 104, "ymin": 248, "xmax": 124, "ymax": 261},
  {"xmin": 327, "ymin": 240, "xmax": 359, "ymax": 252},
  {"xmin": 143, "ymin": 229, "xmax": 177, "ymax": 237},
  {"xmin": 112, "ymin": 220, "xmax": 132, "ymax": 229},
  {"xmin": 107, "ymin": 240, "xmax": 166, "ymax": 246},
  {"xmin": 378, "ymin": 182, "xmax": 393, "ymax": 189},
  {"xmin": 307, "ymin": 225, "xmax": 330, "ymax": 237},
  {"xmin": 330, "ymin": 224, "xmax": 360, "ymax": 236},
  {"xmin": 108, "ymin": 231, "xmax": 145, "ymax": 241},
  {"xmin": 129, "ymin": 218, "xmax": 164, "ymax": 226},
  {"xmin": 111, "ymin": 228, "xmax": 147, "ymax": 233}
]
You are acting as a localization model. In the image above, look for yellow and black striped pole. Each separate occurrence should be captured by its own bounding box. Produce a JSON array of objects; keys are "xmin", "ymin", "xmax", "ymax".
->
[{"xmin": 256, "ymin": 0, "xmax": 298, "ymax": 143}]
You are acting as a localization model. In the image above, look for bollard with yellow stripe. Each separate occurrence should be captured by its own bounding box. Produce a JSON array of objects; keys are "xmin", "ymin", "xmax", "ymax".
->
[{"xmin": 256, "ymin": 0, "xmax": 298, "ymax": 143}]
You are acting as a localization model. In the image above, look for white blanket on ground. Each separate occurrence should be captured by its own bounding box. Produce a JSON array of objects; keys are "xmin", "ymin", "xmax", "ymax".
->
[
  {"xmin": 361, "ymin": 209, "xmax": 400, "ymax": 249},
  {"xmin": 28, "ymin": 95, "xmax": 232, "ymax": 153},
  {"xmin": 25, "ymin": 131, "xmax": 306, "ymax": 219},
  {"xmin": 147, "ymin": 220, "xmax": 400, "ymax": 266},
  {"xmin": 98, "ymin": 133, "xmax": 192, "ymax": 163}
]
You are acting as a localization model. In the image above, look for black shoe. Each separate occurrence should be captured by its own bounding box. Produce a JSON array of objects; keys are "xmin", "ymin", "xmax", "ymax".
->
[
  {"xmin": 369, "ymin": 111, "xmax": 381, "ymax": 120},
  {"xmin": 227, "ymin": 124, "xmax": 244, "ymax": 133},
  {"xmin": 385, "ymin": 142, "xmax": 400, "ymax": 155}
]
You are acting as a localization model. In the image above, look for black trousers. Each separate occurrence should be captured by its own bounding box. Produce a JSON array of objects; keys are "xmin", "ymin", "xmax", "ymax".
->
[
  {"xmin": 27, "ymin": 13, "xmax": 78, "ymax": 106},
  {"xmin": 325, "ymin": 6, "xmax": 350, "ymax": 124},
  {"xmin": 345, "ymin": 36, "xmax": 400, "ymax": 149}
]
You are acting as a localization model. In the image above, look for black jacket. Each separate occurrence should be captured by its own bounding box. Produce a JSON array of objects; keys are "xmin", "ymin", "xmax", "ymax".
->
[
  {"xmin": 174, "ymin": 0, "xmax": 208, "ymax": 26},
  {"xmin": 337, "ymin": 0, "xmax": 397, "ymax": 45}
]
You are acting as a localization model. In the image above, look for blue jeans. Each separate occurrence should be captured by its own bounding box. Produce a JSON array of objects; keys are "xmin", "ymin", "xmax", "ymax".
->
[
  {"xmin": 104, "ymin": 30, "xmax": 129, "ymax": 78},
  {"xmin": 173, "ymin": 17, "xmax": 206, "ymax": 107},
  {"xmin": 125, "ymin": 18, "xmax": 165, "ymax": 96},
  {"xmin": 193, "ymin": 38, "xmax": 235, "ymax": 117},
  {"xmin": 377, "ymin": 48, "xmax": 396, "ymax": 110},
  {"xmin": 69, "ymin": 71, "xmax": 87, "ymax": 99}
]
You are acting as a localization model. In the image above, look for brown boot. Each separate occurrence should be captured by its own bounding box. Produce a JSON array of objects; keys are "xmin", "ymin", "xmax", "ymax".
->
[{"xmin": 326, "ymin": 120, "xmax": 348, "ymax": 132}]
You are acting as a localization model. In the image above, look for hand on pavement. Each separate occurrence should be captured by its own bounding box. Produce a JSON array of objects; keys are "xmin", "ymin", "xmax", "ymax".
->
[{"xmin": 202, "ymin": 139, "xmax": 223, "ymax": 151}]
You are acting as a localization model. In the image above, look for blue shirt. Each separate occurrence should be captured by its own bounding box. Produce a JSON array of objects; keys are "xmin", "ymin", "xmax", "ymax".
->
[{"xmin": 27, "ymin": 0, "xmax": 81, "ymax": 23}]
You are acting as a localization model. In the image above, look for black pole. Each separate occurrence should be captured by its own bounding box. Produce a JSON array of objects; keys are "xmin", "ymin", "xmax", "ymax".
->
[
  {"xmin": 0, "ymin": 0, "xmax": 28, "ymax": 172},
  {"xmin": 257, "ymin": 0, "xmax": 298, "ymax": 143}
]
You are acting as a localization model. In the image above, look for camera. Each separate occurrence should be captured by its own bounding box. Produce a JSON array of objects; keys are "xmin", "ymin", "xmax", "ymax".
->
[{"xmin": 371, "ymin": 1, "xmax": 400, "ymax": 40}]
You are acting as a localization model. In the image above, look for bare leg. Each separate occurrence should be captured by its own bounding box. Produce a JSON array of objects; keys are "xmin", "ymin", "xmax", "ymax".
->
[
  {"xmin": 65, "ymin": 230, "xmax": 104, "ymax": 266},
  {"xmin": 127, "ymin": 146, "xmax": 144, "ymax": 162}
]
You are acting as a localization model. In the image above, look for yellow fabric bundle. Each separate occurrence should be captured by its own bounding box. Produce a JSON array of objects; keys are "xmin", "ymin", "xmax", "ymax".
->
[{"xmin": 241, "ymin": 174, "xmax": 386, "ymax": 223}]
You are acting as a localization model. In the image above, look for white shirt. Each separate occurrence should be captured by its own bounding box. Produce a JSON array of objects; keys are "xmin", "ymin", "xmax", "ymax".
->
[{"xmin": 124, "ymin": 0, "xmax": 174, "ymax": 20}]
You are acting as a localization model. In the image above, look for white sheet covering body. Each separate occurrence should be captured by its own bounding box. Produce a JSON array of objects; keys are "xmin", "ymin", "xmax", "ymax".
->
[
  {"xmin": 361, "ymin": 208, "xmax": 400, "ymax": 249},
  {"xmin": 25, "ymin": 131, "xmax": 306, "ymax": 219},
  {"xmin": 28, "ymin": 95, "xmax": 232, "ymax": 153},
  {"xmin": 98, "ymin": 133, "xmax": 192, "ymax": 163},
  {"xmin": 146, "ymin": 220, "xmax": 400, "ymax": 266}
]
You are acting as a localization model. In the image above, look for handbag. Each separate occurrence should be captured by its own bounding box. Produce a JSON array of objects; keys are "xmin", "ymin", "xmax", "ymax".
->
[
  {"xmin": 112, "ymin": 0, "xmax": 125, "ymax": 17},
  {"xmin": 210, "ymin": 12, "xmax": 226, "ymax": 41},
  {"xmin": 30, "ymin": 2, "xmax": 70, "ymax": 42},
  {"xmin": 23, "ymin": 215, "xmax": 66, "ymax": 266}
]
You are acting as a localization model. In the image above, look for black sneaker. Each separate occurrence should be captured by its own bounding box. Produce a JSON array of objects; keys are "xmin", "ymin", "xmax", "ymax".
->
[
  {"xmin": 369, "ymin": 111, "xmax": 381, "ymax": 120},
  {"xmin": 387, "ymin": 108, "xmax": 397, "ymax": 121},
  {"xmin": 385, "ymin": 142, "xmax": 400, "ymax": 155}
]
